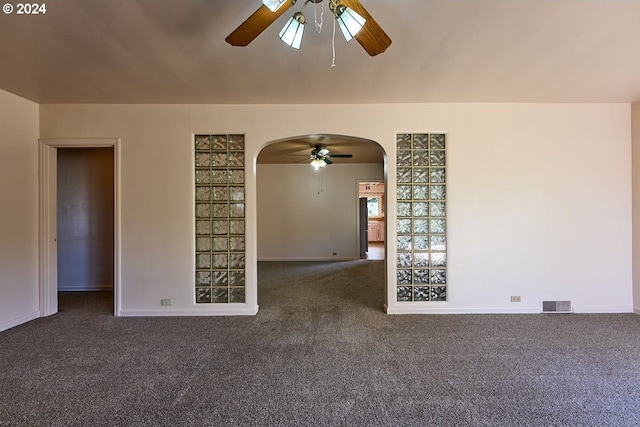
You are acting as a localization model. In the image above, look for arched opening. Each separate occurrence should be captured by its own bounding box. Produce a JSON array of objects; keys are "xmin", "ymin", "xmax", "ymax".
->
[{"xmin": 255, "ymin": 134, "xmax": 387, "ymax": 312}]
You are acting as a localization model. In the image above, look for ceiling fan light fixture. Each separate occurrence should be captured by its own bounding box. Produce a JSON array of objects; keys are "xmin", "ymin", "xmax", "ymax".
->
[
  {"xmin": 262, "ymin": 0, "xmax": 287, "ymax": 12},
  {"xmin": 334, "ymin": 5, "xmax": 366, "ymax": 42},
  {"xmin": 310, "ymin": 158, "xmax": 327, "ymax": 171},
  {"xmin": 279, "ymin": 12, "xmax": 306, "ymax": 49}
]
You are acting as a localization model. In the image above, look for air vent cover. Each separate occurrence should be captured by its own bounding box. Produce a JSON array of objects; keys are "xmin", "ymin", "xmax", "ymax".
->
[{"xmin": 541, "ymin": 300, "xmax": 572, "ymax": 313}]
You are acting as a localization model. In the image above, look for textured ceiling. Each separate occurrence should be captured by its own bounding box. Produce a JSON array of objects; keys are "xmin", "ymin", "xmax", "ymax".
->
[{"xmin": 1, "ymin": 0, "xmax": 639, "ymax": 105}]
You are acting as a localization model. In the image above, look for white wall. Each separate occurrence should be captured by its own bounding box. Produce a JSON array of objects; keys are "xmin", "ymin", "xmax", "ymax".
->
[
  {"xmin": 257, "ymin": 163, "xmax": 384, "ymax": 260},
  {"xmin": 0, "ymin": 90, "xmax": 39, "ymax": 331},
  {"xmin": 38, "ymin": 103, "xmax": 633, "ymax": 315},
  {"xmin": 632, "ymin": 101, "xmax": 640, "ymax": 315}
]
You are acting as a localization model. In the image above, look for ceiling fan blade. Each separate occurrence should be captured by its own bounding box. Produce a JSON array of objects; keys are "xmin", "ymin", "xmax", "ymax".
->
[
  {"xmin": 329, "ymin": 154, "xmax": 353, "ymax": 158},
  {"xmin": 225, "ymin": 0, "xmax": 295, "ymax": 47},
  {"xmin": 340, "ymin": 0, "xmax": 392, "ymax": 56},
  {"xmin": 324, "ymin": 158, "xmax": 334, "ymax": 165}
]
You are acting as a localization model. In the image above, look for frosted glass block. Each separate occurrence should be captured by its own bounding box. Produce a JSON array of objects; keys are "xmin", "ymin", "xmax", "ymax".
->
[
  {"xmin": 414, "ymin": 269, "xmax": 430, "ymax": 284},
  {"xmin": 413, "ymin": 219, "xmax": 429, "ymax": 234},
  {"xmin": 431, "ymin": 270, "xmax": 446, "ymax": 284},
  {"xmin": 212, "ymin": 170, "xmax": 228, "ymax": 184},
  {"xmin": 229, "ymin": 203, "xmax": 244, "ymax": 218},
  {"xmin": 228, "ymin": 152, "xmax": 244, "ymax": 167},
  {"xmin": 397, "ymin": 219, "xmax": 412, "ymax": 234},
  {"xmin": 431, "ymin": 286, "xmax": 446, "ymax": 301},
  {"xmin": 431, "ymin": 252, "xmax": 447, "ymax": 267},
  {"xmin": 413, "ymin": 134, "xmax": 429, "ymax": 149},
  {"xmin": 212, "ymin": 135, "xmax": 227, "ymax": 150},
  {"xmin": 212, "ymin": 287, "xmax": 229, "ymax": 303},
  {"xmin": 195, "ymin": 271, "xmax": 211, "ymax": 286},
  {"xmin": 397, "ymin": 168, "xmax": 412, "ymax": 183},
  {"xmin": 430, "ymin": 185, "xmax": 446, "ymax": 201},
  {"xmin": 412, "ymin": 169, "xmax": 429, "ymax": 184},
  {"xmin": 195, "ymin": 152, "xmax": 211, "ymax": 168},
  {"xmin": 211, "ymin": 152, "xmax": 228, "ymax": 168},
  {"xmin": 414, "ymin": 286, "xmax": 429, "ymax": 302},
  {"xmin": 229, "ymin": 271, "xmax": 245, "ymax": 286},
  {"xmin": 229, "ymin": 287, "xmax": 245, "ymax": 303},
  {"xmin": 195, "ymin": 204, "xmax": 211, "ymax": 218},
  {"xmin": 413, "ymin": 185, "xmax": 429, "ymax": 200},
  {"xmin": 230, "ymin": 169, "xmax": 244, "ymax": 184},
  {"xmin": 397, "ymin": 269, "xmax": 412, "ymax": 284},
  {"xmin": 213, "ymin": 271, "xmax": 228, "ymax": 285},
  {"xmin": 230, "ymin": 237, "xmax": 245, "ymax": 251},
  {"xmin": 397, "ymin": 202, "xmax": 412, "ymax": 218},
  {"xmin": 195, "ymin": 135, "xmax": 210, "ymax": 151},
  {"xmin": 212, "ymin": 186, "xmax": 228, "ymax": 201},
  {"xmin": 213, "ymin": 204, "xmax": 228, "ymax": 218},
  {"xmin": 430, "ymin": 168, "xmax": 446, "ymax": 183},
  {"xmin": 212, "ymin": 220, "xmax": 228, "ymax": 235},
  {"xmin": 414, "ymin": 236, "xmax": 429, "ymax": 251},
  {"xmin": 397, "ymin": 252, "xmax": 412, "ymax": 267},
  {"xmin": 430, "ymin": 134, "xmax": 446, "ymax": 150},
  {"xmin": 414, "ymin": 252, "xmax": 429, "ymax": 267},
  {"xmin": 195, "ymin": 187, "xmax": 211, "ymax": 201},
  {"xmin": 431, "ymin": 235, "xmax": 446, "ymax": 251},
  {"xmin": 195, "ymin": 170, "xmax": 210, "ymax": 184},
  {"xmin": 229, "ymin": 134, "xmax": 244, "ymax": 150},
  {"xmin": 196, "ymin": 254, "xmax": 211, "ymax": 269},
  {"xmin": 430, "ymin": 202, "xmax": 446, "ymax": 217},
  {"xmin": 430, "ymin": 151, "xmax": 446, "ymax": 166},
  {"xmin": 195, "ymin": 220, "xmax": 211, "ymax": 235},
  {"xmin": 212, "ymin": 237, "xmax": 228, "ymax": 252},
  {"xmin": 413, "ymin": 150, "xmax": 429, "ymax": 166},
  {"xmin": 196, "ymin": 237, "xmax": 211, "ymax": 252},
  {"xmin": 213, "ymin": 254, "xmax": 228, "ymax": 268},
  {"xmin": 397, "ymin": 236, "xmax": 412, "ymax": 251},
  {"xmin": 230, "ymin": 254, "xmax": 245, "ymax": 269},
  {"xmin": 430, "ymin": 218, "xmax": 446, "ymax": 234},
  {"xmin": 397, "ymin": 286, "xmax": 413, "ymax": 302},
  {"xmin": 397, "ymin": 185, "xmax": 412, "ymax": 200},
  {"xmin": 413, "ymin": 202, "xmax": 429, "ymax": 217},
  {"xmin": 397, "ymin": 150, "xmax": 412, "ymax": 166},
  {"xmin": 230, "ymin": 220, "xmax": 245, "ymax": 235},
  {"xmin": 229, "ymin": 187, "xmax": 245, "ymax": 201},
  {"xmin": 397, "ymin": 133, "xmax": 412, "ymax": 149},
  {"xmin": 196, "ymin": 288, "xmax": 212, "ymax": 304}
]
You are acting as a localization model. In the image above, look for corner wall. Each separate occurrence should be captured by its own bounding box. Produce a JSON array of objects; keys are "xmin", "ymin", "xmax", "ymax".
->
[
  {"xmin": 632, "ymin": 101, "xmax": 640, "ymax": 314},
  {"xmin": 0, "ymin": 90, "xmax": 40, "ymax": 331}
]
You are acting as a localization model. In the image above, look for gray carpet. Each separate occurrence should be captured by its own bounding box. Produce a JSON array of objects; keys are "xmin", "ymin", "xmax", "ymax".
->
[{"xmin": 1, "ymin": 260, "xmax": 639, "ymax": 426}]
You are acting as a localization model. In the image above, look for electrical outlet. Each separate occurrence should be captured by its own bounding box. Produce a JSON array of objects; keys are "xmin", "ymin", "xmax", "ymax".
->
[
  {"xmin": 510, "ymin": 296, "xmax": 521, "ymax": 303},
  {"xmin": 161, "ymin": 298, "xmax": 172, "ymax": 306},
  {"xmin": 332, "ymin": 252, "xmax": 337, "ymax": 256}
]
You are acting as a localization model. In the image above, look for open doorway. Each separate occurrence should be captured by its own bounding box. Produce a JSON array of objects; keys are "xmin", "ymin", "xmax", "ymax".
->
[
  {"xmin": 39, "ymin": 138, "xmax": 121, "ymax": 317},
  {"xmin": 255, "ymin": 134, "xmax": 386, "ymax": 310},
  {"xmin": 359, "ymin": 181, "xmax": 385, "ymax": 260},
  {"xmin": 57, "ymin": 148, "xmax": 114, "ymax": 314}
]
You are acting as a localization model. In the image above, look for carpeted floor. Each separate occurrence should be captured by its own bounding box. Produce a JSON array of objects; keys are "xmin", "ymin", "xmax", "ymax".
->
[{"xmin": 1, "ymin": 260, "xmax": 639, "ymax": 426}]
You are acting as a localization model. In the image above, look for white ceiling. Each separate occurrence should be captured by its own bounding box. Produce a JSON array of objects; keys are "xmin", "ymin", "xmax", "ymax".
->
[{"xmin": 1, "ymin": 0, "xmax": 640, "ymax": 105}]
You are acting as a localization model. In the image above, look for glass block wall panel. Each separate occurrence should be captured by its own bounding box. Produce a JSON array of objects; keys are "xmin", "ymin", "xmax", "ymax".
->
[
  {"xmin": 195, "ymin": 134, "xmax": 246, "ymax": 304},
  {"xmin": 396, "ymin": 133, "xmax": 447, "ymax": 302}
]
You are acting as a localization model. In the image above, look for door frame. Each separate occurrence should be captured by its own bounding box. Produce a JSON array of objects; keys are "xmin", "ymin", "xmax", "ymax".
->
[{"xmin": 39, "ymin": 138, "xmax": 122, "ymax": 317}]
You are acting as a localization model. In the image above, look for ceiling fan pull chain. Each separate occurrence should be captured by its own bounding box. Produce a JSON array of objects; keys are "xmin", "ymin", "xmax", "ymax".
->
[
  {"xmin": 313, "ymin": 1, "xmax": 324, "ymax": 33},
  {"xmin": 331, "ymin": 15, "xmax": 337, "ymax": 67}
]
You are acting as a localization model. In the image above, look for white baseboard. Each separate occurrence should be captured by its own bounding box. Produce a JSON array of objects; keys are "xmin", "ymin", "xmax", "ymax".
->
[
  {"xmin": 0, "ymin": 311, "xmax": 40, "ymax": 332},
  {"xmin": 119, "ymin": 304, "xmax": 259, "ymax": 317},
  {"xmin": 633, "ymin": 306, "xmax": 640, "ymax": 315},
  {"xmin": 385, "ymin": 304, "xmax": 634, "ymax": 315}
]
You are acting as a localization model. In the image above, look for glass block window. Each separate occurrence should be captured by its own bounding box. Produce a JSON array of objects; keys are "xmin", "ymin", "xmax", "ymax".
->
[
  {"xmin": 195, "ymin": 134, "xmax": 246, "ymax": 304},
  {"xmin": 396, "ymin": 133, "xmax": 447, "ymax": 302}
]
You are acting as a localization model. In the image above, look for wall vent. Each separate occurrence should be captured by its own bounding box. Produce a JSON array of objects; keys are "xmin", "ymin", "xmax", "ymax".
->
[{"xmin": 541, "ymin": 300, "xmax": 572, "ymax": 313}]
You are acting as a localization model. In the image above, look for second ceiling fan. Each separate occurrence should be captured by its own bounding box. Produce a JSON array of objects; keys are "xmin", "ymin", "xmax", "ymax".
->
[
  {"xmin": 225, "ymin": 0, "xmax": 391, "ymax": 56},
  {"xmin": 309, "ymin": 145, "xmax": 353, "ymax": 170}
]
